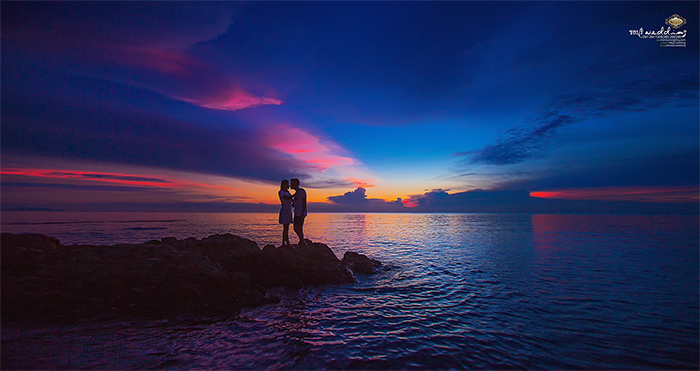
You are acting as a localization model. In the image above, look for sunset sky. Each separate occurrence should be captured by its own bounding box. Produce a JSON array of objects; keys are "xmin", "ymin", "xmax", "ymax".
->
[{"xmin": 2, "ymin": 2, "xmax": 698, "ymax": 213}]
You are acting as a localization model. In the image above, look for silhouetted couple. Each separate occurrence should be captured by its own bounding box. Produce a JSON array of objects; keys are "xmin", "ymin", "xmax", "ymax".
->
[{"xmin": 279, "ymin": 178, "xmax": 307, "ymax": 248}]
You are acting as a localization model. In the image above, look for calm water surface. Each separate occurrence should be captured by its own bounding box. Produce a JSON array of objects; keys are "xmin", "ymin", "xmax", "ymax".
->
[{"xmin": 2, "ymin": 212, "xmax": 698, "ymax": 369}]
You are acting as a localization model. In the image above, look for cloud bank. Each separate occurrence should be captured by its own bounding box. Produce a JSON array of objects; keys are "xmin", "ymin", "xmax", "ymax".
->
[
  {"xmin": 1, "ymin": 92, "xmax": 308, "ymax": 183},
  {"xmin": 321, "ymin": 187, "xmax": 405, "ymax": 212},
  {"xmin": 403, "ymin": 189, "xmax": 697, "ymax": 214},
  {"xmin": 465, "ymin": 73, "xmax": 698, "ymax": 166}
]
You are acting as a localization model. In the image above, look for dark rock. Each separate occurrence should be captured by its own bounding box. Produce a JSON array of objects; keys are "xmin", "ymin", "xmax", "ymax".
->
[
  {"xmin": 161, "ymin": 237, "xmax": 183, "ymax": 249},
  {"xmin": 261, "ymin": 294, "xmax": 281, "ymax": 305},
  {"xmin": 343, "ymin": 251, "xmax": 382, "ymax": 275},
  {"xmin": 1, "ymin": 233, "xmax": 61, "ymax": 276},
  {"xmin": 184, "ymin": 237, "xmax": 198, "ymax": 248},
  {"xmin": 1, "ymin": 233, "xmax": 60, "ymax": 251},
  {"xmin": 1, "ymin": 233, "xmax": 380, "ymax": 321},
  {"xmin": 195, "ymin": 233, "xmax": 261, "ymax": 261},
  {"xmin": 259, "ymin": 241, "xmax": 355, "ymax": 288}
]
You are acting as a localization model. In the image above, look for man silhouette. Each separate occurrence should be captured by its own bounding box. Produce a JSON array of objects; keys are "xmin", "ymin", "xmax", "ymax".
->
[{"xmin": 290, "ymin": 178, "xmax": 307, "ymax": 248}]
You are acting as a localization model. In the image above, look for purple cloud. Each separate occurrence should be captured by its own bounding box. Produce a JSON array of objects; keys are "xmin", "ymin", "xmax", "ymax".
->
[
  {"xmin": 464, "ymin": 72, "xmax": 698, "ymax": 166},
  {"xmin": 404, "ymin": 189, "xmax": 697, "ymax": 214},
  {"xmin": 328, "ymin": 187, "xmax": 371, "ymax": 205},
  {"xmin": 1, "ymin": 93, "xmax": 308, "ymax": 183},
  {"xmin": 323, "ymin": 187, "xmax": 406, "ymax": 212}
]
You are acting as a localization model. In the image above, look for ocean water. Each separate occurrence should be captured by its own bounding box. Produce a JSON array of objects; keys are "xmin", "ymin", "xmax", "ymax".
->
[{"xmin": 1, "ymin": 212, "xmax": 698, "ymax": 369}]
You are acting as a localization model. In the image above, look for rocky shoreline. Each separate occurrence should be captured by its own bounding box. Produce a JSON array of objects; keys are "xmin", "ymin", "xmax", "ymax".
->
[{"xmin": 1, "ymin": 233, "xmax": 381, "ymax": 321}]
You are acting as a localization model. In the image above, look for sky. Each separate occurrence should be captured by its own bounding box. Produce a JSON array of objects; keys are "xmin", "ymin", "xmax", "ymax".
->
[{"xmin": 2, "ymin": 1, "xmax": 698, "ymax": 213}]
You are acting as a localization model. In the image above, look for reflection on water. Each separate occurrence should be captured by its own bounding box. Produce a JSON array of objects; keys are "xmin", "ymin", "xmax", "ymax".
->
[{"xmin": 2, "ymin": 213, "xmax": 698, "ymax": 369}]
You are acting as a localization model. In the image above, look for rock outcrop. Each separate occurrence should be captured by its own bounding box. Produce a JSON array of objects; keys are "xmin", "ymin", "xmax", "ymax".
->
[{"xmin": 1, "ymin": 233, "xmax": 381, "ymax": 321}]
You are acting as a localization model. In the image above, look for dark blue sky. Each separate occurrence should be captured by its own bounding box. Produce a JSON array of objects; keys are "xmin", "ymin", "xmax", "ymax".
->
[{"xmin": 2, "ymin": 1, "xmax": 698, "ymax": 213}]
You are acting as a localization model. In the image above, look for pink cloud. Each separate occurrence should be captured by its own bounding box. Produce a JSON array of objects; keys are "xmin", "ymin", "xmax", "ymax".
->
[
  {"xmin": 111, "ymin": 47, "xmax": 283, "ymax": 112},
  {"xmin": 1, "ymin": 168, "xmax": 238, "ymax": 192},
  {"xmin": 264, "ymin": 125, "xmax": 355, "ymax": 171},
  {"xmin": 346, "ymin": 177, "xmax": 376, "ymax": 188},
  {"xmin": 530, "ymin": 187, "xmax": 699, "ymax": 203},
  {"xmin": 1, "ymin": 168, "xmax": 173, "ymax": 187},
  {"xmin": 181, "ymin": 89, "xmax": 283, "ymax": 111}
]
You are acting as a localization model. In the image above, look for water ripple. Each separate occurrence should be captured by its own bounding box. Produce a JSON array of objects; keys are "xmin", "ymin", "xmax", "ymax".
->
[{"xmin": 2, "ymin": 213, "xmax": 698, "ymax": 369}]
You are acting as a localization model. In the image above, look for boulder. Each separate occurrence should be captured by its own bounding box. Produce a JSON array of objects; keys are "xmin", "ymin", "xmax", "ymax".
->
[
  {"xmin": 259, "ymin": 241, "xmax": 355, "ymax": 288},
  {"xmin": 1, "ymin": 233, "xmax": 60, "ymax": 251},
  {"xmin": 342, "ymin": 251, "xmax": 382, "ymax": 275},
  {"xmin": 1, "ymin": 233, "xmax": 61, "ymax": 276}
]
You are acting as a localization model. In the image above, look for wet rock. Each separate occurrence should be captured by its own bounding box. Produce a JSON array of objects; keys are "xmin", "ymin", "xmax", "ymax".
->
[
  {"xmin": 342, "ymin": 251, "xmax": 382, "ymax": 275},
  {"xmin": 259, "ymin": 241, "xmax": 355, "ymax": 288},
  {"xmin": 1, "ymin": 233, "xmax": 380, "ymax": 321}
]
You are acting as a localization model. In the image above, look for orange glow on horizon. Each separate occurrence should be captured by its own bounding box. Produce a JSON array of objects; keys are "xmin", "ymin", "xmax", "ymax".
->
[{"xmin": 1, "ymin": 165, "xmax": 369, "ymax": 205}]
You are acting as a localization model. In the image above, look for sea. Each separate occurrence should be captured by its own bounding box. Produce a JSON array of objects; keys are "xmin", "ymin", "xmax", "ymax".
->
[{"xmin": 1, "ymin": 212, "xmax": 698, "ymax": 370}]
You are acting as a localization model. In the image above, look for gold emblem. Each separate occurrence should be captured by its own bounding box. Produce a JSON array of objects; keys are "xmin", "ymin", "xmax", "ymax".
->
[{"xmin": 665, "ymin": 14, "xmax": 686, "ymax": 29}]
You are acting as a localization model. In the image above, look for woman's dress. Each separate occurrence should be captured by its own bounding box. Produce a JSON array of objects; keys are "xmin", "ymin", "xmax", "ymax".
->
[{"xmin": 278, "ymin": 190, "xmax": 293, "ymax": 224}]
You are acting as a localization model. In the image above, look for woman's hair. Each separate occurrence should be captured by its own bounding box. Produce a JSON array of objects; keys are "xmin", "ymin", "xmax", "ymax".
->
[{"xmin": 280, "ymin": 179, "xmax": 289, "ymax": 190}]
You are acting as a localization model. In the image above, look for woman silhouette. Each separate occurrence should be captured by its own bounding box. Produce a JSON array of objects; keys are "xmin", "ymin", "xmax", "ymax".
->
[{"xmin": 278, "ymin": 179, "xmax": 293, "ymax": 247}]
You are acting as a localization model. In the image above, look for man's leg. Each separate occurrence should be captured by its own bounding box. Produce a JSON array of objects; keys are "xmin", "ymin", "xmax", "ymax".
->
[{"xmin": 293, "ymin": 216, "xmax": 306, "ymax": 247}]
